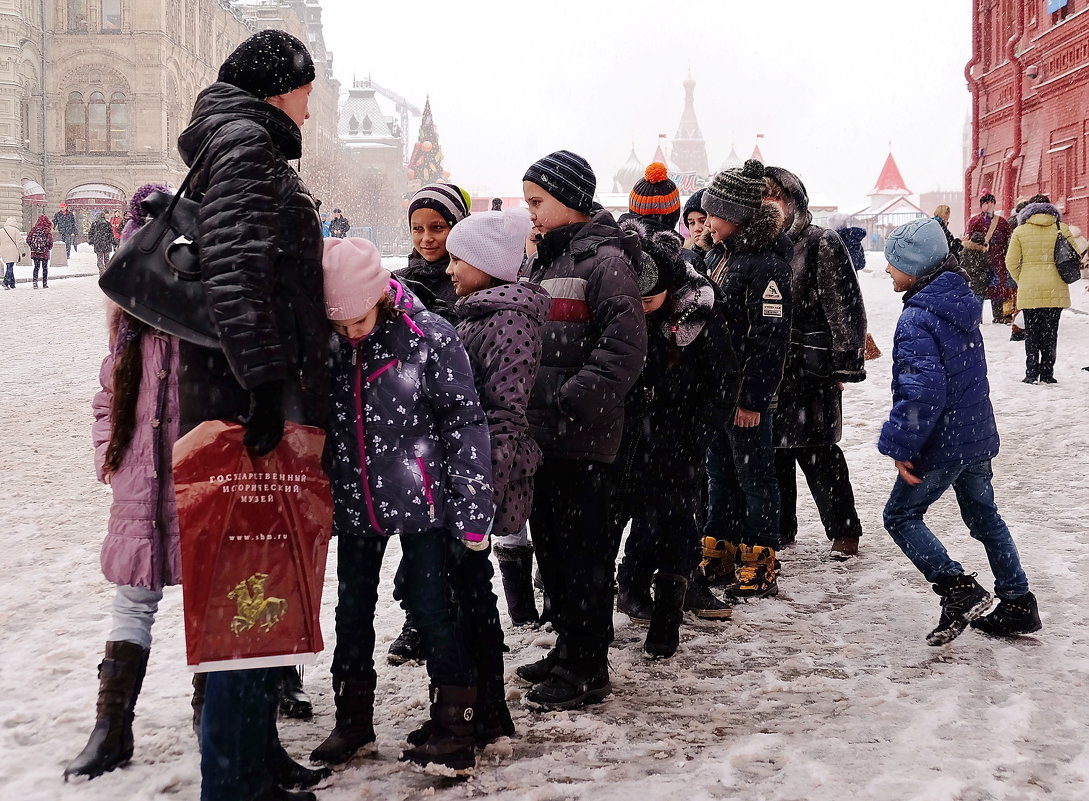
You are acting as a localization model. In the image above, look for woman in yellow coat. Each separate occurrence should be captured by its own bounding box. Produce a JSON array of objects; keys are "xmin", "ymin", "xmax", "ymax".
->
[{"xmin": 1005, "ymin": 194, "xmax": 1078, "ymax": 384}]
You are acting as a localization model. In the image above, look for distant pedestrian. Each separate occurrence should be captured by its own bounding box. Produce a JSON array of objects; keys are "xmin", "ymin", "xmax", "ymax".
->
[
  {"xmin": 880, "ymin": 217, "xmax": 1040, "ymax": 645},
  {"xmin": 1005, "ymin": 193, "xmax": 1079, "ymax": 384},
  {"xmin": 963, "ymin": 193, "xmax": 1014, "ymax": 323},
  {"xmin": 53, "ymin": 203, "xmax": 77, "ymax": 257},
  {"xmin": 1, "ymin": 216, "xmax": 26, "ymax": 289},
  {"xmin": 26, "ymin": 214, "xmax": 53, "ymax": 288},
  {"xmin": 88, "ymin": 213, "xmax": 115, "ymax": 275},
  {"xmin": 328, "ymin": 208, "xmax": 350, "ymax": 238}
]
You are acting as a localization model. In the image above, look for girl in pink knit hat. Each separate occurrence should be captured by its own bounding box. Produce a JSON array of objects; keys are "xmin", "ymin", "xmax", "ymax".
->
[{"xmin": 314, "ymin": 236, "xmax": 496, "ymax": 776}]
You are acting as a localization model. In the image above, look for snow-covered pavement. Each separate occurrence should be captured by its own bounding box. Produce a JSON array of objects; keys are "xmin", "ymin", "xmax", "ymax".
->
[{"xmin": 2, "ymin": 258, "xmax": 1088, "ymax": 801}]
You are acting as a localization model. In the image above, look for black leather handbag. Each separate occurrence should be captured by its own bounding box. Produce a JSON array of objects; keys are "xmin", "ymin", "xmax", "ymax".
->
[
  {"xmin": 1054, "ymin": 229, "xmax": 1081, "ymax": 284},
  {"xmin": 98, "ymin": 138, "xmax": 219, "ymax": 349}
]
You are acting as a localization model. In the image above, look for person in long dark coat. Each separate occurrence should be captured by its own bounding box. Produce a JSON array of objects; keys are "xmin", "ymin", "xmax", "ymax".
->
[
  {"xmin": 175, "ymin": 30, "xmax": 330, "ymax": 801},
  {"xmin": 764, "ymin": 166, "xmax": 868, "ymax": 560}
]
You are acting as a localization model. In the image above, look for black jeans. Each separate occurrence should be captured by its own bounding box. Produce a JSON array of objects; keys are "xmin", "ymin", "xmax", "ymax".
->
[
  {"xmin": 775, "ymin": 445, "xmax": 863, "ymax": 542},
  {"xmin": 1022, "ymin": 307, "xmax": 1062, "ymax": 380},
  {"xmin": 616, "ymin": 483, "xmax": 702, "ymax": 591},
  {"xmin": 332, "ymin": 530, "xmax": 475, "ymax": 686},
  {"xmin": 531, "ymin": 458, "xmax": 621, "ymax": 672},
  {"xmin": 32, "ymin": 259, "xmax": 47, "ymax": 286},
  {"xmin": 704, "ymin": 417, "xmax": 781, "ymax": 549}
]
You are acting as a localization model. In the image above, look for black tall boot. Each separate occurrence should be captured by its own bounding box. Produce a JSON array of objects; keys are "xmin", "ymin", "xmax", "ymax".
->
[
  {"xmin": 309, "ymin": 674, "xmax": 377, "ymax": 764},
  {"xmin": 278, "ymin": 666, "xmax": 312, "ymax": 719},
  {"xmin": 64, "ymin": 641, "xmax": 149, "ymax": 780},
  {"xmin": 494, "ymin": 545, "xmax": 539, "ymax": 627},
  {"xmin": 644, "ymin": 574, "xmax": 687, "ymax": 659},
  {"xmin": 400, "ymin": 685, "xmax": 478, "ymax": 774}
]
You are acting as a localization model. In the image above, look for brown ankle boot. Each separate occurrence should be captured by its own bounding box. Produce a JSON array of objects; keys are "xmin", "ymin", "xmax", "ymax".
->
[
  {"xmin": 309, "ymin": 675, "xmax": 377, "ymax": 764},
  {"xmin": 64, "ymin": 641, "xmax": 149, "ymax": 780},
  {"xmin": 399, "ymin": 685, "xmax": 477, "ymax": 774}
]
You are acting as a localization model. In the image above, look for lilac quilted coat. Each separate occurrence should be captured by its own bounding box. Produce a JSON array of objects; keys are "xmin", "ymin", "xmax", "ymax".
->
[
  {"xmin": 92, "ymin": 310, "xmax": 181, "ymax": 590},
  {"xmin": 452, "ymin": 281, "xmax": 551, "ymax": 538}
]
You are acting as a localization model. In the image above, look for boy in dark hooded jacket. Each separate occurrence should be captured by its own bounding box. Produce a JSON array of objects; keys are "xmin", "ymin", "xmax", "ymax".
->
[
  {"xmin": 700, "ymin": 159, "xmax": 793, "ymax": 599},
  {"xmin": 516, "ymin": 150, "xmax": 647, "ymax": 710},
  {"xmin": 613, "ymin": 218, "xmax": 740, "ymax": 658},
  {"xmin": 880, "ymin": 218, "xmax": 1040, "ymax": 645}
]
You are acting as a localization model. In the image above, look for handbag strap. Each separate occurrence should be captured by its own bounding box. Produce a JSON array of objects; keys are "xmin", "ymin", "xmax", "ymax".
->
[{"xmin": 160, "ymin": 134, "xmax": 217, "ymax": 219}]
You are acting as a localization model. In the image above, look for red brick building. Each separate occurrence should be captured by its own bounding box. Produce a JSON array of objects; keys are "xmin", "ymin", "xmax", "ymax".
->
[{"xmin": 966, "ymin": 1, "xmax": 1089, "ymax": 230}]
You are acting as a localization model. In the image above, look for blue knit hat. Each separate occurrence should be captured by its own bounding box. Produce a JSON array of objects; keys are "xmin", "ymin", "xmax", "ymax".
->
[{"xmin": 884, "ymin": 218, "xmax": 949, "ymax": 277}]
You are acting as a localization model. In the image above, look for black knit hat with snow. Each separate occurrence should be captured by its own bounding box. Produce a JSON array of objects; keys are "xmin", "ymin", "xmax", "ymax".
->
[{"xmin": 218, "ymin": 30, "xmax": 315, "ymax": 99}]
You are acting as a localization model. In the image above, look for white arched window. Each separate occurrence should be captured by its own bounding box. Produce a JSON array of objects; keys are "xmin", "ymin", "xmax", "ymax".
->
[
  {"xmin": 109, "ymin": 93, "xmax": 128, "ymax": 153},
  {"xmin": 87, "ymin": 91, "xmax": 107, "ymax": 153}
]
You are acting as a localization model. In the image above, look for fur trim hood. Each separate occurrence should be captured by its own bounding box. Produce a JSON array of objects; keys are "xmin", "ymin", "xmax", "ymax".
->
[
  {"xmin": 1018, "ymin": 201, "xmax": 1062, "ymax": 226},
  {"xmin": 730, "ymin": 201, "xmax": 786, "ymax": 253},
  {"xmin": 764, "ymin": 166, "xmax": 813, "ymax": 243}
]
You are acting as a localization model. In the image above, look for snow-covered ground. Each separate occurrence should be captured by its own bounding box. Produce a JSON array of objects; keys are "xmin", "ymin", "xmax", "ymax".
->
[{"xmin": 3, "ymin": 254, "xmax": 1089, "ymax": 801}]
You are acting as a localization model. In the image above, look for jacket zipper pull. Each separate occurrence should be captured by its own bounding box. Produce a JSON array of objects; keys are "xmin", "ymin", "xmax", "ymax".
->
[{"xmin": 351, "ymin": 346, "xmax": 358, "ymax": 366}]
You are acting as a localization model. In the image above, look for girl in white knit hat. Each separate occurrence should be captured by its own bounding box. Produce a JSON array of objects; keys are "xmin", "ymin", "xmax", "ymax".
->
[{"xmin": 444, "ymin": 207, "xmax": 552, "ymax": 703}]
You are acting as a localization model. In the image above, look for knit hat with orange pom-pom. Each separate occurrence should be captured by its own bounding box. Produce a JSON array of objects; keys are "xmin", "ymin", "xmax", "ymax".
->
[{"xmin": 629, "ymin": 162, "xmax": 681, "ymax": 230}]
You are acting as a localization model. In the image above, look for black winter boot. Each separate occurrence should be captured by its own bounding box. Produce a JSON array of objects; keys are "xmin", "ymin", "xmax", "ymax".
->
[
  {"xmin": 278, "ymin": 666, "xmax": 312, "ymax": 719},
  {"xmin": 406, "ymin": 674, "xmax": 515, "ymax": 748},
  {"xmin": 644, "ymin": 574, "xmax": 687, "ymax": 659},
  {"xmin": 927, "ymin": 573, "xmax": 993, "ymax": 645},
  {"xmin": 64, "ymin": 641, "xmax": 149, "ymax": 780},
  {"xmin": 494, "ymin": 545, "xmax": 540, "ymax": 627},
  {"xmin": 515, "ymin": 648, "xmax": 558, "ymax": 684},
  {"xmin": 400, "ymin": 685, "xmax": 478, "ymax": 775},
  {"xmin": 617, "ymin": 582, "xmax": 654, "ymax": 623},
  {"xmin": 523, "ymin": 663, "xmax": 610, "ymax": 711},
  {"xmin": 970, "ymin": 591, "xmax": 1041, "ymax": 636},
  {"xmin": 309, "ymin": 675, "xmax": 377, "ymax": 764},
  {"xmin": 387, "ymin": 619, "xmax": 422, "ymax": 665},
  {"xmin": 266, "ymin": 746, "xmax": 331, "ymax": 790},
  {"xmin": 683, "ymin": 573, "xmax": 734, "ymax": 620}
]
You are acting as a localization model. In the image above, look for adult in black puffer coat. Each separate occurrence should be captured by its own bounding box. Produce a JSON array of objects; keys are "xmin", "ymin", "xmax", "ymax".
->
[
  {"xmin": 175, "ymin": 31, "xmax": 330, "ymax": 801},
  {"xmin": 764, "ymin": 166, "xmax": 867, "ymax": 559}
]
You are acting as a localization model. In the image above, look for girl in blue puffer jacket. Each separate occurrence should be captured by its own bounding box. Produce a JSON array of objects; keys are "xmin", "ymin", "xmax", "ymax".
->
[
  {"xmin": 878, "ymin": 218, "xmax": 1040, "ymax": 647},
  {"xmin": 313, "ymin": 237, "xmax": 495, "ymax": 776}
]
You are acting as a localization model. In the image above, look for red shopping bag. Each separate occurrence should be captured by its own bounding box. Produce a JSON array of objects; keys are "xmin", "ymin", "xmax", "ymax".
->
[{"xmin": 174, "ymin": 420, "xmax": 332, "ymax": 672}]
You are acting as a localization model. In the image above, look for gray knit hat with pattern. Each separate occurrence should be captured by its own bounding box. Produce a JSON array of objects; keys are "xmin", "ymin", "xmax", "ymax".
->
[{"xmin": 703, "ymin": 159, "xmax": 766, "ymax": 225}]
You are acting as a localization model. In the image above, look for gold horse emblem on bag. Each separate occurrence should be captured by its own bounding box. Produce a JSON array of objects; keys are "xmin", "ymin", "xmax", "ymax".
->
[{"xmin": 227, "ymin": 573, "xmax": 287, "ymax": 635}]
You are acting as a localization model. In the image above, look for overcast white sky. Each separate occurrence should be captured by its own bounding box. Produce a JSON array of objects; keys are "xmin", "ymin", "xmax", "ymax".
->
[{"xmin": 321, "ymin": 0, "xmax": 972, "ymax": 208}]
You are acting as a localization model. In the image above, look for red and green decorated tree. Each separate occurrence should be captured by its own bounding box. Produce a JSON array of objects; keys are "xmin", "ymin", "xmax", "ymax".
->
[{"xmin": 407, "ymin": 96, "xmax": 448, "ymax": 186}]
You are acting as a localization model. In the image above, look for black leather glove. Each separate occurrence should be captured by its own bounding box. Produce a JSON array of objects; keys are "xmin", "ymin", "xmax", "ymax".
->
[{"xmin": 242, "ymin": 380, "xmax": 285, "ymax": 456}]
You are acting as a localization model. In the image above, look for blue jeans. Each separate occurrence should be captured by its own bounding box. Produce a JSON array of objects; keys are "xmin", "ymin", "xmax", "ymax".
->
[
  {"xmin": 704, "ymin": 416, "xmax": 781, "ymax": 549},
  {"xmin": 882, "ymin": 459, "xmax": 1029, "ymax": 599},
  {"xmin": 2, "ymin": 262, "xmax": 14, "ymax": 288},
  {"xmin": 200, "ymin": 668, "xmax": 280, "ymax": 801}
]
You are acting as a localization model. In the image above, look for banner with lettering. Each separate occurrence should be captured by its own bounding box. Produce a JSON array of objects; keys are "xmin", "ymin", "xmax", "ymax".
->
[{"xmin": 174, "ymin": 420, "xmax": 332, "ymax": 672}]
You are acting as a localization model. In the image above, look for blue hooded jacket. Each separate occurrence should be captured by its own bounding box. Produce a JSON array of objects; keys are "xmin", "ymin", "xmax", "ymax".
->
[{"xmin": 878, "ymin": 265, "xmax": 999, "ymax": 470}]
